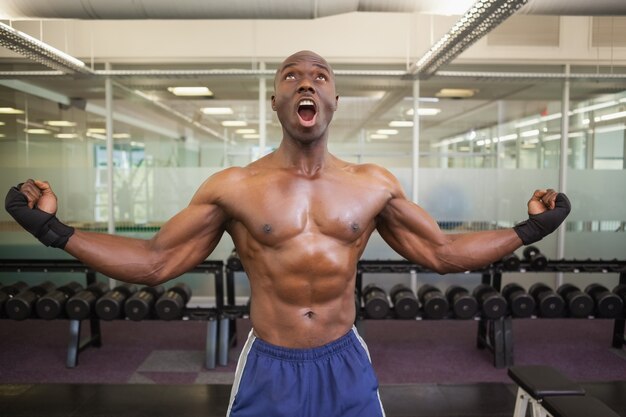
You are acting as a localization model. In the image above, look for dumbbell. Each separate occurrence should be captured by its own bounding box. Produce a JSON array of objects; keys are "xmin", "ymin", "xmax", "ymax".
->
[
  {"xmin": 362, "ymin": 284, "xmax": 390, "ymax": 319},
  {"xmin": 66, "ymin": 281, "xmax": 110, "ymax": 320},
  {"xmin": 389, "ymin": 284, "xmax": 419, "ymax": 319},
  {"xmin": 0, "ymin": 281, "xmax": 29, "ymax": 318},
  {"xmin": 124, "ymin": 285, "xmax": 165, "ymax": 321},
  {"xmin": 445, "ymin": 285, "xmax": 478, "ymax": 319},
  {"xmin": 501, "ymin": 283, "xmax": 535, "ymax": 318},
  {"xmin": 417, "ymin": 284, "xmax": 449, "ymax": 319},
  {"xmin": 227, "ymin": 249, "xmax": 243, "ymax": 271},
  {"xmin": 529, "ymin": 283, "xmax": 565, "ymax": 318},
  {"xmin": 557, "ymin": 283, "xmax": 594, "ymax": 318},
  {"xmin": 472, "ymin": 284, "xmax": 507, "ymax": 320},
  {"xmin": 96, "ymin": 283, "xmax": 138, "ymax": 320},
  {"xmin": 585, "ymin": 283, "xmax": 623, "ymax": 319},
  {"xmin": 501, "ymin": 253, "xmax": 521, "ymax": 271},
  {"xmin": 36, "ymin": 281, "xmax": 84, "ymax": 320},
  {"xmin": 523, "ymin": 246, "xmax": 548, "ymax": 270},
  {"xmin": 155, "ymin": 282, "xmax": 192, "ymax": 320},
  {"xmin": 6, "ymin": 281, "xmax": 56, "ymax": 320}
]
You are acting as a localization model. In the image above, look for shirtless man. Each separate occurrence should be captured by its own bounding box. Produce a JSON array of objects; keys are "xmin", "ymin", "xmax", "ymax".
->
[{"xmin": 5, "ymin": 50, "xmax": 570, "ymax": 417}]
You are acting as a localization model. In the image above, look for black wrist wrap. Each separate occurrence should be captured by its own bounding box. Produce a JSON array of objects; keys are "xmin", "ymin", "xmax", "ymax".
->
[
  {"xmin": 513, "ymin": 193, "xmax": 571, "ymax": 245},
  {"xmin": 4, "ymin": 186, "xmax": 74, "ymax": 249}
]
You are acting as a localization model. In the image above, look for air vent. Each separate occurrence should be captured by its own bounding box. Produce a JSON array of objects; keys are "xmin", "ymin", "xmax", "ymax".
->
[
  {"xmin": 592, "ymin": 17, "xmax": 626, "ymax": 47},
  {"xmin": 487, "ymin": 15, "xmax": 559, "ymax": 47}
]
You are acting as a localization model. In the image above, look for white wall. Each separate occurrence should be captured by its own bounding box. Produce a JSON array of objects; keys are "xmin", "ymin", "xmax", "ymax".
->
[{"xmin": 2, "ymin": 14, "xmax": 625, "ymax": 66}]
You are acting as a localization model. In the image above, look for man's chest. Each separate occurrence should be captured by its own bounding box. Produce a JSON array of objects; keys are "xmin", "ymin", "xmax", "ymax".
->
[{"xmin": 221, "ymin": 174, "xmax": 390, "ymax": 244}]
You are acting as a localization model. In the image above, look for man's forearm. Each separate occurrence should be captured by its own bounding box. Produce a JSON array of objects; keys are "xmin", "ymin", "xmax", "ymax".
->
[
  {"xmin": 434, "ymin": 228, "xmax": 523, "ymax": 273},
  {"xmin": 64, "ymin": 230, "xmax": 168, "ymax": 285}
]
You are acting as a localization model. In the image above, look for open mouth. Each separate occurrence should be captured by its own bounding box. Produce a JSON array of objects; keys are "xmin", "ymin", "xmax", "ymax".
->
[{"xmin": 297, "ymin": 99, "xmax": 317, "ymax": 127}]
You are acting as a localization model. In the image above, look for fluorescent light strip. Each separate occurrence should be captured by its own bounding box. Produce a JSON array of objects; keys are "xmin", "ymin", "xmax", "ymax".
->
[
  {"xmin": 411, "ymin": 0, "xmax": 528, "ymax": 78},
  {"xmin": 0, "ymin": 107, "xmax": 24, "ymax": 114},
  {"xmin": 201, "ymin": 107, "xmax": 233, "ymax": 115},
  {"xmin": 45, "ymin": 120, "xmax": 76, "ymax": 127},
  {"xmin": 24, "ymin": 128, "xmax": 51, "ymax": 134},
  {"xmin": 520, "ymin": 129, "xmax": 539, "ymax": 138},
  {"xmin": 222, "ymin": 121, "xmax": 247, "ymax": 127},
  {"xmin": 0, "ymin": 22, "xmax": 90, "ymax": 74},
  {"xmin": 376, "ymin": 129, "xmax": 399, "ymax": 135},
  {"xmin": 406, "ymin": 108, "xmax": 442, "ymax": 116},
  {"xmin": 168, "ymin": 87, "xmax": 213, "ymax": 97},
  {"xmin": 572, "ymin": 100, "xmax": 617, "ymax": 114},
  {"xmin": 594, "ymin": 111, "xmax": 626, "ymax": 122},
  {"xmin": 389, "ymin": 121, "xmax": 414, "ymax": 127}
]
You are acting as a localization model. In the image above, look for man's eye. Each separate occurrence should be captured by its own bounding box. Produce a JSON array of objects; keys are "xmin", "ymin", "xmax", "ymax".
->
[
  {"xmin": 316, "ymin": 74, "xmax": 327, "ymax": 81},
  {"xmin": 285, "ymin": 74, "xmax": 295, "ymax": 80}
]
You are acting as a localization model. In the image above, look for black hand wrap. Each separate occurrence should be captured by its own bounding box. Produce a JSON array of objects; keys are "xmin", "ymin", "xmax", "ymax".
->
[
  {"xmin": 513, "ymin": 193, "xmax": 571, "ymax": 245},
  {"xmin": 5, "ymin": 186, "xmax": 74, "ymax": 249}
]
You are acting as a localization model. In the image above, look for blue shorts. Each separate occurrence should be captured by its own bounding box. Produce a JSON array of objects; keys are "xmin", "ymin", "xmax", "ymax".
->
[{"xmin": 226, "ymin": 326, "xmax": 386, "ymax": 417}]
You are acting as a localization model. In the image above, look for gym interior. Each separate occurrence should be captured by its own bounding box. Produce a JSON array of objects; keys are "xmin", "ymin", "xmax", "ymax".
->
[{"xmin": 0, "ymin": 1, "xmax": 625, "ymax": 416}]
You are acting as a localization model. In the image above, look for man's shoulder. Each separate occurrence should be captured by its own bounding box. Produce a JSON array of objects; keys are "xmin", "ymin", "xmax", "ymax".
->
[{"xmin": 346, "ymin": 162, "xmax": 396, "ymax": 181}]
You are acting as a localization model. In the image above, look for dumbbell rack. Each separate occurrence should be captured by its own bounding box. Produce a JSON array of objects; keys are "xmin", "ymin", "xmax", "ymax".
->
[
  {"xmin": 0, "ymin": 259, "xmax": 226, "ymax": 369},
  {"xmin": 483, "ymin": 259, "xmax": 626, "ymax": 368},
  {"xmin": 355, "ymin": 259, "xmax": 626, "ymax": 368}
]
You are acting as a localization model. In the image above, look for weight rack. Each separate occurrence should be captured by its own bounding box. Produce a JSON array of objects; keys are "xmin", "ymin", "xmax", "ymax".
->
[{"xmin": 0, "ymin": 259, "xmax": 225, "ymax": 369}]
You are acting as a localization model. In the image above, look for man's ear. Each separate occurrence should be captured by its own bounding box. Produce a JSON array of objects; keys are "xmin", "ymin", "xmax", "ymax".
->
[
  {"xmin": 271, "ymin": 95, "xmax": 277, "ymax": 111},
  {"xmin": 334, "ymin": 95, "xmax": 339, "ymax": 110}
]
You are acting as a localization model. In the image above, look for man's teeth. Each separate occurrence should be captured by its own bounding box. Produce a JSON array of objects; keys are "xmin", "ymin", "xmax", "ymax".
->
[{"xmin": 299, "ymin": 99, "xmax": 314, "ymax": 107}]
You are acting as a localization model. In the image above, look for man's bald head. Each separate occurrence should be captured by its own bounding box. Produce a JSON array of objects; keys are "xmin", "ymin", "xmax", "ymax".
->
[{"xmin": 273, "ymin": 50, "xmax": 335, "ymax": 91}]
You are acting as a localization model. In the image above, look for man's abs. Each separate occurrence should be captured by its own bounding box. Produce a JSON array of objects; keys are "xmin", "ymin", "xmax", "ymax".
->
[{"xmin": 248, "ymin": 288, "xmax": 357, "ymax": 348}]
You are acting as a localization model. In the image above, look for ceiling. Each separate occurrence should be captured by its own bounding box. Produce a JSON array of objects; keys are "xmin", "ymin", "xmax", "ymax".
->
[{"xmin": 0, "ymin": 0, "xmax": 625, "ymax": 148}]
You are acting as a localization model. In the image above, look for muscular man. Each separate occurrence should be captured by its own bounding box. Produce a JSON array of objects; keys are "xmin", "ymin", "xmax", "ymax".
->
[{"xmin": 5, "ymin": 50, "xmax": 570, "ymax": 417}]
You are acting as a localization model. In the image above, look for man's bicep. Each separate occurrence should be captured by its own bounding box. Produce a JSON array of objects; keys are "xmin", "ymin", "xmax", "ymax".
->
[{"xmin": 376, "ymin": 197, "xmax": 449, "ymax": 269}]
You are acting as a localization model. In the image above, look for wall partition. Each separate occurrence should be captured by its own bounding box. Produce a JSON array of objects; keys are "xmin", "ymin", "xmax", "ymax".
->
[{"xmin": 0, "ymin": 64, "xmax": 625, "ymax": 268}]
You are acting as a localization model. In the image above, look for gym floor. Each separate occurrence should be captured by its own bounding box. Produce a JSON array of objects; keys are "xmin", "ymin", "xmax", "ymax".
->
[
  {"xmin": 1, "ymin": 381, "xmax": 625, "ymax": 417},
  {"xmin": 1, "ymin": 319, "xmax": 625, "ymax": 416}
]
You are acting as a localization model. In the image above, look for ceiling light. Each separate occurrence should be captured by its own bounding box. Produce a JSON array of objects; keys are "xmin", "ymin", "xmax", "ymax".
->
[
  {"xmin": 515, "ymin": 118, "xmax": 540, "ymax": 128},
  {"xmin": 45, "ymin": 120, "xmax": 76, "ymax": 127},
  {"xmin": 406, "ymin": 108, "xmax": 442, "ymax": 116},
  {"xmin": 113, "ymin": 133, "xmax": 131, "ymax": 139},
  {"xmin": 243, "ymin": 134, "xmax": 260, "ymax": 139},
  {"xmin": 409, "ymin": 0, "xmax": 528, "ymax": 79},
  {"xmin": 404, "ymin": 97, "xmax": 440, "ymax": 103},
  {"xmin": 0, "ymin": 121, "xmax": 4, "ymax": 125},
  {"xmin": 24, "ymin": 128, "xmax": 51, "ymax": 134},
  {"xmin": 435, "ymin": 89, "xmax": 477, "ymax": 99},
  {"xmin": 0, "ymin": 107, "xmax": 24, "ymax": 114},
  {"xmin": 55, "ymin": 133, "xmax": 78, "ymax": 139},
  {"xmin": 498, "ymin": 134, "xmax": 518, "ymax": 142},
  {"xmin": 87, "ymin": 128, "xmax": 107, "ymax": 134},
  {"xmin": 376, "ymin": 129, "xmax": 399, "ymax": 135},
  {"xmin": 167, "ymin": 87, "xmax": 213, "ymax": 97},
  {"xmin": 389, "ymin": 121, "xmax": 414, "ymax": 127},
  {"xmin": 130, "ymin": 141, "xmax": 145, "ymax": 148},
  {"xmin": 594, "ymin": 111, "xmax": 626, "ymax": 122},
  {"xmin": 572, "ymin": 101, "xmax": 617, "ymax": 114},
  {"xmin": 520, "ymin": 129, "xmax": 539, "ymax": 138},
  {"xmin": 201, "ymin": 107, "xmax": 233, "ymax": 115},
  {"xmin": 86, "ymin": 132, "xmax": 106, "ymax": 140},
  {"xmin": 222, "ymin": 121, "xmax": 247, "ymax": 127},
  {"xmin": 236, "ymin": 129, "xmax": 256, "ymax": 134},
  {"xmin": 370, "ymin": 134, "xmax": 389, "ymax": 140},
  {"xmin": 0, "ymin": 22, "xmax": 92, "ymax": 74}
]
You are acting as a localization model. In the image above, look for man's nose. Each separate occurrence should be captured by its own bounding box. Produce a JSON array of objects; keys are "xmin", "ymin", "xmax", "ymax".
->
[{"xmin": 297, "ymin": 82, "xmax": 315, "ymax": 94}]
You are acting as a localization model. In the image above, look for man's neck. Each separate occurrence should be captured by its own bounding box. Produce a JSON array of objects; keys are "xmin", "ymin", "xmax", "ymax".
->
[{"xmin": 275, "ymin": 136, "xmax": 330, "ymax": 176}]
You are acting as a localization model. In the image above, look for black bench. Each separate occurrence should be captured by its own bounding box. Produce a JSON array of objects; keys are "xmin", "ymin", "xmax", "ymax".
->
[{"xmin": 508, "ymin": 365, "xmax": 585, "ymax": 417}]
